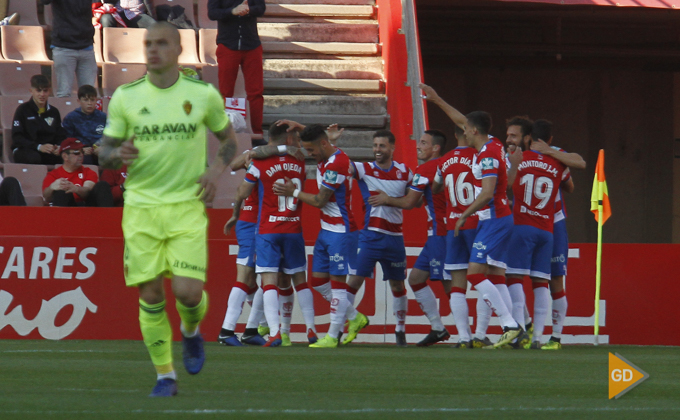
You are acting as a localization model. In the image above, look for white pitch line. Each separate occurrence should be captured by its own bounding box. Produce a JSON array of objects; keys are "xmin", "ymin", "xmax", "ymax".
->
[
  {"xmin": 1, "ymin": 407, "xmax": 679, "ymax": 415},
  {"xmin": 1, "ymin": 349, "xmax": 119, "ymax": 353}
]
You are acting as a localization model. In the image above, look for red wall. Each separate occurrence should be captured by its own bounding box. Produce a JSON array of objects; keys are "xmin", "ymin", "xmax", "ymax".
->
[{"xmin": 0, "ymin": 204, "xmax": 676, "ymax": 346}]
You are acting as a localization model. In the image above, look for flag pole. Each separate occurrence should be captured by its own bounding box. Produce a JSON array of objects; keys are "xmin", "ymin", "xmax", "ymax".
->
[{"xmin": 594, "ymin": 203, "xmax": 603, "ymax": 346}]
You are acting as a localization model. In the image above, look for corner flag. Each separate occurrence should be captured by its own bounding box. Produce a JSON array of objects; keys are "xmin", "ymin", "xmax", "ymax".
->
[
  {"xmin": 590, "ymin": 150, "xmax": 611, "ymax": 224},
  {"xmin": 590, "ymin": 149, "xmax": 610, "ymax": 345}
]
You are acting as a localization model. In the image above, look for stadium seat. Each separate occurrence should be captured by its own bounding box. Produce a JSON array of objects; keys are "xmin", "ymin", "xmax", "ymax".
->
[
  {"xmin": 0, "ymin": 26, "xmax": 51, "ymax": 63},
  {"xmin": 0, "ymin": 62, "xmax": 42, "ymax": 96},
  {"xmin": 43, "ymin": 2, "xmax": 52, "ymax": 27},
  {"xmin": 93, "ymin": 27, "xmax": 104, "ymax": 65},
  {"xmin": 3, "ymin": 163, "xmax": 48, "ymax": 206},
  {"xmin": 157, "ymin": 0, "xmax": 197, "ymax": 28},
  {"xmin": 199, "ymin": 28, "xmax": 217, "ymax": 65},
  {"xmin": 102, "ymin": 28, "xmax": 146, "ymax": 63},
  {"xmin": 196, "ymin": 0, "xmax": 216, "ymax": 29},
  {"xmin": 2, "ymin": 127, "xmax": 14, "ymax": 163},
  {"xmin": 102, "ymin": 63, "xmax": 147, "ymax": 96},
  {"xmin": 49, "ymin": 97, "xmax": 80, "ymax": 116},
  {"xmin": 7, "ymin": 0, "xmax": 42, "ymax": 26},
  {"xmin": 178, "ymin": 29, "xmax": 202, "ymax": 66},
  {"xmin": 0, "ymin": 96, "xmax": 27, "ymax": 129}
]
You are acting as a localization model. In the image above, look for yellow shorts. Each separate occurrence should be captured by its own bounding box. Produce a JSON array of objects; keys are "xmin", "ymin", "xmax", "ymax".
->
[{"xmin": 122, "ymin": 200, "xmax": 208, "ymax": 286}]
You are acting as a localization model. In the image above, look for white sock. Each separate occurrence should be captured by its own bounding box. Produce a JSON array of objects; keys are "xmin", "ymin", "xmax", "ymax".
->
[
  {"xmin": 449, "ymin": 292, "xmax": 471, "ymax": 342},
  {"xmin": 494, "ymin": 283, "xmax": 514, "ymax": 320},
  {"xmin": 474, "ymin": 295, "xmax": 492, "ymax": 339},
  {"xmin": 413, "ymin": 285, "xmax": 445, "ymax": 331},
  {"xmin": 551, "ymin": 295, "xmax": 568, "ymax": 339},
  {"xmin": 279, "ymin": 287, "xmax": 294, "ymax": 334},
  {"xmin": 296, "ymin": 285, "xmax": 317, "ymax": 333},
  {"xmin": 263, "ymin": 287, "xmax": 280, "ymax": 337},
  {"xmin": 524, "ymin": 304, "xmax": 532, "ymax": 326},
  {"xmin": 180, "ymin": 324, "xmax": 199, "ymax": 338},
  {"xmin": 474, "ymin": 279, "xmax": 518, "ymax": 329},
  {"xmin": 157, "ymin": 371, "xmax": 177, "ymax": 381},
  {"xmin": 245, "ymin": 287, "xmax": 264, "ymax": 329},
  {"xmin": 393, "ymin": 294, "xmax": 408, "ymax": 333},
  {"xmin": 246, "ymin": 288, "xmax": 256, "ymax": 307},
  {"xmin": 221, "ymin": 285, "xmax": 248, "ymax": 331},
  {"xmin": 508, "ymin": 283, "xmax": 526, "ymax": 327},
  {"xmin": 328, "ymin": 287, "xmax": 348, "ymax": 339},
  {"xmin": 533, "ymin": 286, "xmax": 550, "ymax": 343},
  {"xmin": 313, "ymin": 281, "xmax": 332, "ymax": 302},
  {"xmin": 346, "ymin": 287, "xmax": 358, "ymax": 321}
]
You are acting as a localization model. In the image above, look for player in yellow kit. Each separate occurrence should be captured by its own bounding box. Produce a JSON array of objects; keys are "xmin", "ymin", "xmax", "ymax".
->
[{"xmin": 99, "ymin": 22, "xmax": 237, "ymax": 397}]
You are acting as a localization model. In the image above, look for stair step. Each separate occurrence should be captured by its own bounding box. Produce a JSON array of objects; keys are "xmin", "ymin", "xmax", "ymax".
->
[
  {"xmin": 265, "ymin": 4, "xmax": 375, "ymax": 18},
  {"xmin": 264, "ymin": 94, "xmax": 385, "ymax": 115},
  {"xmin": 334, "ymin": 130, "xmax": 376, "ymax": 148},
  {"xmin": 259, "ymin": 17, "xmax": 376, "ymax": 24},
  {"xmin": 264, "ymin": 78, "xmax": 383, "ymax": 93},
  {"xmin": 262, "ymin": 41, "xmax": 379, "ymax": 55},
  {"xmin": 264, "ymin": 58, "xmax": 383, "ymax": 80},
  {"xmin": 263, "ymin": 113, "xmax": 386, "ymax": 127},
  {"xmin": 258, "ymin": 22, "xmax": 378, "ymax": 43}
]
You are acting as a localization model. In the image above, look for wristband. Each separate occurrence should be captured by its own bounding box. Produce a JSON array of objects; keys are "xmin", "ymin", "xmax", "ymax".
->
[
  {"xmin": 293, "ymin": 189, "xmax": 300, "ymax": 198},
  {"xmin": 278, "ymin": 145, "xmax": 287, "ymax": 153}
]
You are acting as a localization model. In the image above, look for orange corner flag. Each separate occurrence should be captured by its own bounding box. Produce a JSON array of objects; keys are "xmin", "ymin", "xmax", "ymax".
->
[
  {"xmin": 590, "ymin": 149, "xmax": 611, "ymax": 224},
  {"xmin": 609, "ymin": 353, "xmax": 649, "ymax": 399}
]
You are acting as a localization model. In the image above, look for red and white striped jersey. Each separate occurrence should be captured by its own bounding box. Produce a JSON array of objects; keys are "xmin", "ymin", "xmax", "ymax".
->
[
  {"xmin": 551, "ymin": 145, "xmax": 570, "ymax": 223},
  {"xmin": 435, "ymin": 146, "xmax": 479, "ymax": 231},
  {"xmin": 245, "ymin": 154, "xmax": 306, "ymax": 234},
  {"xmin": 317, "ymin": 148, "xmax": 357, "ymax": 233},
  {"xmin": 354, "ymin": 161, "xmax": 413, "ymax": 236},
  {"xmin": 472, "ymin": 137, "xmax": 512, "ymax": 220},
  {"xmin": 410, "ymin": 157, "xmax": 447, "ymax": 236},
  {"xmin": 512, "ymin": 150, "xmax": 570, "ymax": 232},
  {"xmin": 236, "ymin": 150, "xmax": 258, "ymax": 224}
]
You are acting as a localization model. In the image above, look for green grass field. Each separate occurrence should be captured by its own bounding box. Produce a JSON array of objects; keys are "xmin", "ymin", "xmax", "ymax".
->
[{"xmin": 0, "ymin": 340, "xmax": 678, "ymax": 420}]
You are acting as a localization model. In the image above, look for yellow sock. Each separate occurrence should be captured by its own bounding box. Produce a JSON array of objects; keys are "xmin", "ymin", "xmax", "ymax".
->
[
  {"xmin": 139, "ymin": 299, "xmax": 173, "ymax": 369},
  {"xmin": 176, "ymin": 291, "xmax": 208, "ymax": 336}
]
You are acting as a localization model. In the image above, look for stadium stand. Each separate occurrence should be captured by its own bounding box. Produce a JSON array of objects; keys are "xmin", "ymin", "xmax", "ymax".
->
[
  {"xmin": 0, "ymin": 62, "xmax": 42, "ymax": 96},
  {"xmin": 198, "ymin": 28, "xmax": 217, "ymax": 65},
  {"xmin": 0, "ymin": 25, "xmax": 51, "ymax": 63},
  {"xmin": 196, "ymin": 0, "xmax": 217, "ymax": 30},
  {"xmin": 102, "ymin": 63, "xmax": 147, "ymax": 96},
  {"xmin": 178, "ymin": 29, "xmax": 202, "ymax": 66},
  {"xmin": 49, "ymin": 97, "xmax": 80, "ymax": 115},
  {"xmin": 7, "ymin": 0, "xmax": 41, "ymax": 27},
  {"xmin": 102, "ymin": 27, "xmax": 146, "ymax": 63},
  {"xmin": 2, "ymin": 163, "xmax": 47, "ymax": 206}
]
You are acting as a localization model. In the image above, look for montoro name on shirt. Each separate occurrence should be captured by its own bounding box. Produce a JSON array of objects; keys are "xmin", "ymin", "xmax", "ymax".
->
[{"xmin": 518, "ymin": 160, "xmax": 559, "ymax": 177}]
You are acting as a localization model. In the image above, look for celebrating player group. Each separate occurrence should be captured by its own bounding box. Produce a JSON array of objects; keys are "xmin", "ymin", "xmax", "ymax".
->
[{"xmin": 218, "ymin": 83, "xmax": 585, "ymax": 353}]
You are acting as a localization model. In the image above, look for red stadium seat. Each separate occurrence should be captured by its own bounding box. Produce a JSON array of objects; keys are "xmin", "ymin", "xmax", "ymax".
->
[
  {"xmin": 102, "ymin": 27, "xmax": 146, "ymax": 63},
  {"xmin": 49, "ymin": 97, "xmax": 81, "ymax": 116},
  {"xmin": 199, "ymin": 28, "xmax": 217, "ymax": 65},
  {"xmin": 101, "ymin": 63, "xmax": 147, "ymax": 96},
  {"xmin": 3, "ymin": 163, "xmax": 49, "ymax": 205},
  {"xmin": 0, "ymin": 62, "xmax": 42, "ymax": 96},
  {"xmin": 0, "ymin": 25, "xmax": 51, "ymax": 63},
  {"xmin": 178, "ymin": 29, "xmax": 202, "ymax": 66},
  {"xmin": 0, "ymin": 96, "xmax": 27, "ymax": 129}
]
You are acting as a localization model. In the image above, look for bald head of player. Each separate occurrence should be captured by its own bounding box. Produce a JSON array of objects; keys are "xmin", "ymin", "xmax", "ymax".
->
[{"xmin": 144, "ymin": 22, "xmax": 183, "ymax": 79}]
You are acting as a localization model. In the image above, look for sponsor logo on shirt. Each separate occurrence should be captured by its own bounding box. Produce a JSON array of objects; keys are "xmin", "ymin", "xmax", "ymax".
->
[
  {"xmin": 329, "ymin": 253, "xmax": 344, "ymax": 263},
  {"xmin": 139, "ymin": 107, "xmax": 150, "ymax": 115},
  {"xmin": 268, "ymin": 216, "xmax": 301, "ymax": 222},
  {"xmin": 472, "ymin": 241, "xmax": 487, "ymax": 250},
  {"xmin": 481, "ymin": 157, "xmax": 495, "ymax": 170},
  {"xmin": 323, "ymin": 170, "xmax": 338, "ymax": 184},
  {"xmin": 45, "ymin": 117, "xmax": 54, "ymax": 126},
  {"xmin": 412, "ymin": 174, "xmax": 421, "ymax": 186}
]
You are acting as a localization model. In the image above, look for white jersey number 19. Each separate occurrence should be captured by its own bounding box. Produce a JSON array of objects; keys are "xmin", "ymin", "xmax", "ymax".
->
[{"xmin": 519, "ymin": 173, "xmax": 553, "ymax": 209}]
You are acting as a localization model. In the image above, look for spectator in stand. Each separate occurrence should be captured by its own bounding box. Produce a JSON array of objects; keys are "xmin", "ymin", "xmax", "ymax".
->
[
  {"xmin": 12, "ymin": 75, "xmax": 67, "ymax": 165},
  {"xmin": 100, "ymin": 1, "xmax": 156, "ymax": 28},
  {"xmin": 42, "ymin": 138, "xmax": 114, "ymax": 207},
  {"xmin": 0, "ymin": 174, "xmax": 27, "ymax": 206},
  {"xmin": 41, "ymin": 1, "xmax": 97, "ymax": 97},
  {"xmin": 62, "ymin": 85, "xmax": 107, "ymax": 165},
  {"xmin": 100, "ymin": 167, "xmax": 127, "ymax": 206},
  {"xmin": 208, "ymin": 0, "xmax": 266, "ymax": 138}
]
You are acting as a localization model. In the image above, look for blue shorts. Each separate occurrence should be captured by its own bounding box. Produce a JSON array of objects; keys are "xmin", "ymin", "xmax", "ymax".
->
[
  {"xmin": 414, "ymin": 235, "xmax": 450, "ymax": 280},
  {"xmin": 445, "ymin": 228, "xmax": 477, "ymax": 272},
  {"xmin": 469, "ymin": 215, "xmax": 513, "ymax": 268},
  {"xmin": 235, "ymin": 220, "xmax": 256, "ymax": 268},
  {"xmin": 312, "ymin": 229, "xmax": 354, "ymax": 276},
  {"xmin": 505, "ymin": 225, "xmax": 553, "ymax": 280},
  {"xmin": 255, "ymin": 232, "xmax": 307, "ymax": 274},
  {"xmin": 354, "ymin": 230, "xmax": 406, "ymax": 281},
  {"xmin": 551, "ymin": 219, "xmax": 568, "ymax": 277}
]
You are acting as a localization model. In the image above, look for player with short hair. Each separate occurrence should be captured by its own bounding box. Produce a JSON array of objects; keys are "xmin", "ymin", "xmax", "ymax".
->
[
  {"xmin": 232, "ymin": 124, "xmax": 308, "ymax": 347},
  {"xmin": 505, "ymin": 119, "xmax": 572, "ymax": 349},
  {"xmin": 368, "ymin": 129, "xmax": 451, "ymax": 346},
  {"xmin": 99, "ymin": 22, "xmax": 238, "ymax": 397},
  {"xmin": 342, "ymin": 130, "xmax": 413, "ymax": 347},
  {"xmin": 274, "ymin": 123, "xmax": 359, "ymax": 348}
]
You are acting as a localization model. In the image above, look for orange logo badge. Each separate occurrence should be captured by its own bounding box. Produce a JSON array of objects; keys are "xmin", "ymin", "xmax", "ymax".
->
[
  {"xmin": 608, "ymin": 353, "xmax": 649, "ymax": 399},
  {"xmin": 183, "ymin": 100, "xmax": 192, "ymax": 115}
]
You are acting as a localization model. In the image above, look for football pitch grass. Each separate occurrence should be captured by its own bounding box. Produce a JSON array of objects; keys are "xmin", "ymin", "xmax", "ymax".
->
[{"xmin": 0, "ymin": 340, "xmax": 678, "ymax": 420}]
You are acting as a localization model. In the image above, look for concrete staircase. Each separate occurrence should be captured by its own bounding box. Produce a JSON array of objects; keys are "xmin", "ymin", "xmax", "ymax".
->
[{"xmin": 260, "ymin": 0, "xmax": 385, "ymax": 171}]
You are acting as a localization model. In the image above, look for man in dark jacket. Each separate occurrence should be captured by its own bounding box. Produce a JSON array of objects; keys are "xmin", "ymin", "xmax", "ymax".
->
[
  {"xmin": 41, "ymin": 0, "xmax": 97, "ymax": 97},
  {"xmin": 12, "ymin": 75, "xmax": 67, "ymax": 165},
  {"xmin": 208, "ymin": 0, "xmax": 266, "ymax": 136}
]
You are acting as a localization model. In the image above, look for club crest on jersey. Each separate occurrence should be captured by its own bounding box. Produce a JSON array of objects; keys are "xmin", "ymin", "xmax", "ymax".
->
[
  {"xmin": 183, "ymin": 100, "xmax": 192, "ymax": 115},
  {"xmin": 396, "ymin": 170, "xmax": 402, "ymax": 179},
  {"xmin": 481, "ymin": 157, "xmax": 495, "ymax": 170},
  {"xmin": 45, "ymin": 117, "xmax": 54, "ymax": 126},
  {"xmin": 324, "ymin": 170, "xmax": 338, "ymax": 184}
]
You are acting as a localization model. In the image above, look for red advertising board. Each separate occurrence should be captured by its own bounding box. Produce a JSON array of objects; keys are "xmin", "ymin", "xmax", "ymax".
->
[{"xmin": 0, "ymin": 206, "xmax": 677, "ymax": 346}]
